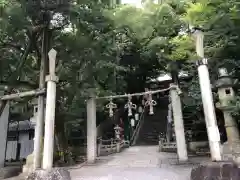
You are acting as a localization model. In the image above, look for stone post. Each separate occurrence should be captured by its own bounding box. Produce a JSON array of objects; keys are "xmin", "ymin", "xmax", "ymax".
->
[
  {"xmin": 87, "ymin": 92, "xmax": 97, "ymax": 163},
  {"xmin": 42, "ymin": 49, "xmax": 59, "ymax": 170},
  {"xmin": 0, "ymin": 86, "xmax": 9, "ymax": 168},
  {"xmin": 114, "ymin": 125, "xmax": 121, "ymax": 153},
  {"xmin": 170, "ymin": 84, "xmax": 188, "ymax": 161},
  {"xmin": 193, "ymin": 29, "xmax": 222, "ymax": 161},
  {"xmin": 97, "ymin": 138, "xmax": 102, "ymax": 156},
  {"xmin": 215, "ymin": 68, "xmax": 240, "ymax": 162}
]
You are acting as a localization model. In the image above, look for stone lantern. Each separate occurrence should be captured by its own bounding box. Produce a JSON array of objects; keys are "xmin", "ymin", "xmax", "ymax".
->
[
  {"xmin": 215, "ymin": 67, "xmax": 240, "ymax": 162},
  {"xmin": 29, "ymin": 97, "xmax": 46, "ymax": 124},
  {"xmin": 114, "ymin": 125, "xmax": 122, "ymax": 153},
  {"xmin": 114, "ymin": 125, "xmax": 122, "ymax": 140},
  {"xmin": 31, "ymin": 98, "xmax": 38, "ymax": 116}
]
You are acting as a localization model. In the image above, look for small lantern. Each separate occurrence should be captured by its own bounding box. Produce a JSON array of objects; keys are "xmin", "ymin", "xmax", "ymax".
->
[
  {"xmin": 135, "ymin": 113, "xmax": 139, "ymax": 121},
  {"xmin": 138, "ymin": 106, "xmax": 143, "ymax": 113},
  {"xmin": 130, "ymin": 118, "xmax": 135, "ymax": 127}
]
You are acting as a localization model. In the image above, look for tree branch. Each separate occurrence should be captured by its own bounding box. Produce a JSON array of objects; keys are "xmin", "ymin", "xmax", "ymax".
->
[
  {"xmin": 0, "ymin": 30, "xmax": 38, "ymax": 116},
  {"xmin": 0, "ymin": 40, "xmax": 24, "ymax": 53},
  {"xmin": 0, "ymin": 80, "xmax": 37, "ymax": 89}
]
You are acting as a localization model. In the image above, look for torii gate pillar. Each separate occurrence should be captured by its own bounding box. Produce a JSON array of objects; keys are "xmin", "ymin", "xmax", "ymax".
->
[
  {"xmin": 0, "ymin": 86, "xmax": 9, "ymax": 168},
  {"xmin": 170, "ymin": 84, "xmax": 188, "ymax": 161},
  {"xmin": 42, "ymin": 49, "xmax": 58, "ymax": 170},
  {"xmin": 87, "ymin": 93, "xmax": 97, "ymax": 163}
]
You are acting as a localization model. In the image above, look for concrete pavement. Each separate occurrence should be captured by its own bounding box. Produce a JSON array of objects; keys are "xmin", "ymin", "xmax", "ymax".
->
[{"xmin": 69, "ymin": 146, "xmax": 204, "ymax": 180}]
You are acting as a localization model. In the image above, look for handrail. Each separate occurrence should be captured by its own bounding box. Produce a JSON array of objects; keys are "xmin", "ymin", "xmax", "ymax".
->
[
  {"xmin": 130, "ymin": 104, "xmax": 146, "ymax": 145},
  {"xmin": 97, "ymin": 137, "xmax": 129, "ymax": 156}
]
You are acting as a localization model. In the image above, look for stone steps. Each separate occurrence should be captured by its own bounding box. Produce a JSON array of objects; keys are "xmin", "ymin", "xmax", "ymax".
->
[{"xmin": 136, "ymin": 103, "xmax": 168, "ymax": 145}]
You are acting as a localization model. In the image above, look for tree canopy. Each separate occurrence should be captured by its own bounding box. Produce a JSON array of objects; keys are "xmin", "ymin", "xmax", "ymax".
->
[{"xmin": 2, "ymin": 0, "xmax": 240, "ymax": 159}]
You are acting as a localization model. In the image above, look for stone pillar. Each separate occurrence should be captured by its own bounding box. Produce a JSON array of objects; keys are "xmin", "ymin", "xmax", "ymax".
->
[
  {"xmin": 114, "ymin": 125, "xmax": 121, "ymax": 153},
  {"xmin": 87, "ymin": 94, "xmax": 97, "ymax": 163},
  {"xmin": 34, "ymin": 74, "xmax": 46, "ymax": 169},
  {"xmin": 170, "ymin": 84, "xmax": 188, "ymax": 161},
  {"xmin": 194, "ymin": 29, "xmax": 222, "ymax": 161},
  {"xmin": 42, "ymin": 49, "xmax": 58, "ymax": 170},
  {"xmin": 0, "ymin": 86, "xmax": 9, "ymax": 167},
  {"xmin": 215, "ymin": 68, "xmax": 240, "ymax": 162}
]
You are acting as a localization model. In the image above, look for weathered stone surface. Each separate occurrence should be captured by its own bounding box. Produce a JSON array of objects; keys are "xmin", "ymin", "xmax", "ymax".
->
[
  {"xmin": 190, "ymin": 161, "xmax": 240, "ymax": 180},
  {"xmin": 222, "ymin": 141, "xmax": 240, "ymax": 165},
  {"xmin": 26, "ymin": 168, "xmax": 71, "ymax": 180},
  {"xmin": 0, "ymin": 166, "xmax": 22, "ymax": 179}
]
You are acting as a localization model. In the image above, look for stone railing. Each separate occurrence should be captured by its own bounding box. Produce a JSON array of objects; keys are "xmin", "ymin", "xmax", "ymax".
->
[
  {"xmin": 130, "ymin": 105, "xmax": 146, "ymax": 145},
  {"xmin": 158, "ymin": 134, "xmax": 177, "ymax": 152},
  {"xmin": 97, "ymin": 137, "xmax": 129, "ymax": 156},
  {"xmin": 158, "ymin": 133, "xmax": 210, "ymax": 154}
]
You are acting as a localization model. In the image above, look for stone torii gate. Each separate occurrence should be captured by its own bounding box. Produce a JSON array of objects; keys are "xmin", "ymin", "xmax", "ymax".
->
[
  {"xmin": 0, "ymin": 50, "xmax": 189, "ymax": 171},
  {"xmin": 0, "ymin": 49, "xmax": 58, "ymax": 172},
  {"xmin": 86, "ymin": 85, "xmax": 188, "ymax": 163}
]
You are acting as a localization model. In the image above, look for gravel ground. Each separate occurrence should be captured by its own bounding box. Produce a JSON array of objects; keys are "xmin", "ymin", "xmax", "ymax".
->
[{"xmin": 69, "ymin": 146, "xmax": 209, "ymax": 180}]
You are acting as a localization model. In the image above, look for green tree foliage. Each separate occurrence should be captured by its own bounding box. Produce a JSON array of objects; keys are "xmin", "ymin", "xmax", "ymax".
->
[
  {"xmin": 3, "ymin": 0, "xmax": 240, "ymax": 160},
  {"xmin": 0, "ymin": 0, "xmax": 193, "ymax": 161},
  {"xmin": 180, "ymin": 0, "xmax": 240, "ymax": 119}
]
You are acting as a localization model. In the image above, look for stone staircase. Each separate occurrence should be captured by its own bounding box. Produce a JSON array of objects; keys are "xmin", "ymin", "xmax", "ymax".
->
[
  {"xmin": 182, "ymin": 108, "xmax": 208, "ymax": 142},
  {"xmin": 135, "ymin": 96, "xmax": 168, "ymax": 145}
]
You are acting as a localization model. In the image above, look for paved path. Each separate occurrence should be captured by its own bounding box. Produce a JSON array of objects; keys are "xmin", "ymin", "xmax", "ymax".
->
[{"xmin": 70, "ymin": 146, "xmax": 204, "ymax": 180}]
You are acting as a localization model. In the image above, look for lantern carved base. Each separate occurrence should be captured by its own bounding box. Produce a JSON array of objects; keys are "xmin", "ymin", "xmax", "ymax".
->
[{"xmin": 222, "ymin": 141, "xmax": 240, "ymax": 166}]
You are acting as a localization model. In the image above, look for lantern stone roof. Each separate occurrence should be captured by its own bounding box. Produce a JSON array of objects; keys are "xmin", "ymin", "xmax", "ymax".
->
[
  {"xmin": 214, "ymin": 76, "xmax": 238, "ymax": 89},
  {"xmin": 214, "ymin": 67, "xmax": 239, "ymax": 89}
]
